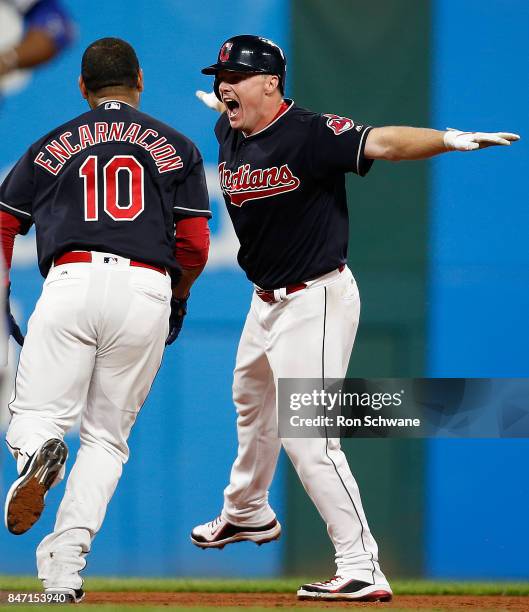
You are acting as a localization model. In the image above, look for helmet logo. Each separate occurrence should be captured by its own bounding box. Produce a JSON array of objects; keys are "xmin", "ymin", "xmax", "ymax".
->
[
  {"xmin": 323, "ymin": 114, "xmax": 355, "ymax": 136},
  {"xmin": 219, "ymin": 42, "xmax": 234, "ymax": 63}
]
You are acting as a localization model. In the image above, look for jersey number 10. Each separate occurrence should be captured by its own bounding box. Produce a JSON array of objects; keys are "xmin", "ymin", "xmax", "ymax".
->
[{"xmin": 79, "ymin": 155, "xmax": 144, "ymax": 222}]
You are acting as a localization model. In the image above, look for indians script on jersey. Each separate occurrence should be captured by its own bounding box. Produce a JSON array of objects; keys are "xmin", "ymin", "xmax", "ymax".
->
[
  {"xmin": 218, "ymin": 162, "xmax": 301, "ymax": 206},
  {"xmin": 34, "ymin": 122, "xmax": 184, "ymax": 176}
]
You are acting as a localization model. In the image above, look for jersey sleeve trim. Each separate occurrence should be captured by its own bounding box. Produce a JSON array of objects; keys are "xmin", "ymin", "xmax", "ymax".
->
[
  {"xmin": 356, "ymin": 126, "xmax": 374, "ymax": 177},
  {"xmin": 0, "ymin": 200, "xmax": 32, "ymax": 218},
  {"xmin": 173, "ymin": 205, "xmax": 212, "ymax": 218}
]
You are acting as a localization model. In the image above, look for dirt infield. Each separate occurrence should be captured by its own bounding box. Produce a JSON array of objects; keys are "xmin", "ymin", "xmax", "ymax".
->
[{"xmin": 83, "ymin": 591, "xmax": 529, "ymax": 609}]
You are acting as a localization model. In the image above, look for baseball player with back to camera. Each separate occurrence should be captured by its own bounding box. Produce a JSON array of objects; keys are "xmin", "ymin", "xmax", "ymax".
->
[
  {"xmin": 0, "ymin": 37, "xmax": 210, "ymax": 602},
  {"xmin": 194, "ymin": 35, "xmax": 519, "ymax": 602}
]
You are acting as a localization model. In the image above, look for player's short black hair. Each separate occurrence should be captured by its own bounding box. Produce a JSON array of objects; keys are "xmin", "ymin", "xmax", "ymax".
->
[{"xmin": 81, "ymin": 37, "xmax": 140, "ymax": 93}]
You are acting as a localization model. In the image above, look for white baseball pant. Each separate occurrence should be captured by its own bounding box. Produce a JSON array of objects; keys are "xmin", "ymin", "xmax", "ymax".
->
[
  {"xmin": 221, "ymin": 266, "xmax": 389, "ymax": 584},
  {"xmin": 5, "ymin": 252, "xmax": 171, "ymax": 590}
]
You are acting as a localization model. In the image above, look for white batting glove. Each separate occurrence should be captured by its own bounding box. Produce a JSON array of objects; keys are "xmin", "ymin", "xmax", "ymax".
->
[
  {"xmin": 195, "ymin": 90, "xmax": 226, "ymax": 113},
  {"xmin": 444, "ymin": 127, "xmax": 520, "ymax": 151}
]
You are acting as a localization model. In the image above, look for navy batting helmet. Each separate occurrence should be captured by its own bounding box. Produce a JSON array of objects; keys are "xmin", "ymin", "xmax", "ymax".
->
[{"xmin": 202, "ymin": 35, "xmax": 287, "ymax": 100}]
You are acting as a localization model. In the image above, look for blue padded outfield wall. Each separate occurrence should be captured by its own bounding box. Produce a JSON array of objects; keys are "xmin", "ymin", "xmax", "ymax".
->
[
  {"xmin": 0, "ymin": 0, "xmax": 289, "ymax": 575},
  {"xmin": 427, "ymin": 0, "xmax": 529, "ymax": 578}
]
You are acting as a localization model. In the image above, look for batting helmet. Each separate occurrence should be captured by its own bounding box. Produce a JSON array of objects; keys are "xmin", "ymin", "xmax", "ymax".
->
[{"xmin": 201, "ymin": 35, "xmax": 287, "ymax": 100}]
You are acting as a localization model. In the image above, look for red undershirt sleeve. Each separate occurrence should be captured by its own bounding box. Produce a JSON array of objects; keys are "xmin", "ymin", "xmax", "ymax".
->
[
  {"xmin": 174, "ymin": 216, "xmax": 210, "ymax": 269},
  {"xmin": 0, "ymin": 211, "xmax": 22, "ymax": 282}
]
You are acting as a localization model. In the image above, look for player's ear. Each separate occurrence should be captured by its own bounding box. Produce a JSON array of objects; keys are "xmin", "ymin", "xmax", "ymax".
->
[
  {"xmin": 137, "ymin": 69, "xmax": 144, "ymax": 93},
  {"xmin": 78, "ymin": 76, "xmax": 88, "ymax": 100},
  {"xmin": 264, "ymin": 75, "xmax": 279, "ymax": 96}
]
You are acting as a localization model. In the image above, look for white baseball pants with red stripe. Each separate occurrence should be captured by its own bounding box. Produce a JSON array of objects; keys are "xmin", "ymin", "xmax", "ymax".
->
[{"xmin": 221, "ymin": 266, "xmax": 390, "ymax": 585}]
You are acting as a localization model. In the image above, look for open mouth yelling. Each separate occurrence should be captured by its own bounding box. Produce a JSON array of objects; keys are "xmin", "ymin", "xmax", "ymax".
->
[{"xmin": 223, "ymin": 97, "xmax": 240, "ymax": 121}]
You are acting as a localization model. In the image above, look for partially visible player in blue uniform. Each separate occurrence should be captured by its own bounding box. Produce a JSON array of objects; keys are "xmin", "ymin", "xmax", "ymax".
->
[
  {"xmin": 1, "ymin": 0, "xmax": 74, "ymax": 357},
  {"xmin": 0, "ymin": 0, "xmax": 74, "ymax": 79},
  {"xmin": 0, "ymin": 37, "xmax": 210, "ymax": 602}
]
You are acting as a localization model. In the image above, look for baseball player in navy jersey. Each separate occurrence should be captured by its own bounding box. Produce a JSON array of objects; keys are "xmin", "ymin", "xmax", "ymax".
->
[
  {"xmin": 0, "ymin": 37, "xmax": 210, "ymax": 601},
  {"xmin": 193, "ymin": 35, "xmax": 519, "ymax": 602}
]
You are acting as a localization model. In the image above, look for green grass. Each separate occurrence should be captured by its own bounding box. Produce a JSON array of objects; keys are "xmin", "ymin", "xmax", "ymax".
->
[
  {"xmin": 1, "ymin": 581, "xmax": 528, "ymax": 612},
  {"xmin": 1, "ymin": 576, "xmax": 529, "ymax": 596}
]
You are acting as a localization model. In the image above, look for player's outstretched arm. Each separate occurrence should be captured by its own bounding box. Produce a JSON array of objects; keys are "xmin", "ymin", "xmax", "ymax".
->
[{"xmin": 364, "ymin": 126, "xmax": 520, "ymax": 161}]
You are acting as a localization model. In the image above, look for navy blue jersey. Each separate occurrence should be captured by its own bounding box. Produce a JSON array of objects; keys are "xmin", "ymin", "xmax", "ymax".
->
[
  {"xmin": 0, "ymin": 100, "xmax": 210, "ymax": 277},
  {"xmin": 215, "ymin": 100, "xmax": 373, "ymax": 289}
]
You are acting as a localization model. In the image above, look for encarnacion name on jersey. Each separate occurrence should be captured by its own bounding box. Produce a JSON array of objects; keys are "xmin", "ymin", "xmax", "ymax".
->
[{"xmin": 34, "ymin": 122, "xmax": 184, "ymax": 176}]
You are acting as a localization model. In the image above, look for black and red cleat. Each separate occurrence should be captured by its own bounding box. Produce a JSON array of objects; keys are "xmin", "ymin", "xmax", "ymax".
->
[{"xmin": 297, "ymin": 576, "xmax": 392, "ymax": 601}]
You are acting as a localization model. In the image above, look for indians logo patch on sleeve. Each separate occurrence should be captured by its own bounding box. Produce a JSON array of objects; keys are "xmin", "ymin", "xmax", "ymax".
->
[{"xmin": 323, "ymin": 114, "xmax": 355, "ymax": 135}]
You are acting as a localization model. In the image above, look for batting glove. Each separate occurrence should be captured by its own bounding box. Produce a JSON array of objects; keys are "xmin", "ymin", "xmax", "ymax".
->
[
  {"xmin": 444, "ymin": 127, "xmax": 520, "ymax": 151},
  {"xmin": 166, "ymin": 295, "xmax": 188, "ymax": 346},
  {"xmin": 5, "ymin": 283, "xmax": 24, "ymax": 346},
  {"xmin": 195, "ymin": 90, "xmax": 226, "ymax": 113}
]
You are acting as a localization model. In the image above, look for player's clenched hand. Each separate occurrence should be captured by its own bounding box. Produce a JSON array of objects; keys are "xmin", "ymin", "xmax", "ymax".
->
[
  {"xmin": 165, "ymin": 295, "xmax": 188, "ymax": 345},
  {"xmin": 5, "ymin": 284, "xmax": 24, "ymax": 346},
  {"xmin": 444, "ymin": 128, "xmax": 520, "ymax": 151},
  {"xmin": 195, "ymin": 90, "xmax": 226, "ymax": 113}
]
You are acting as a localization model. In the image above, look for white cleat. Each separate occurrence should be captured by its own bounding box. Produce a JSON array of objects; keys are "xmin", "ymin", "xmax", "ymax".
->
[
  {"xmin": 297, "ymin": 576, "xmax": 392, "ymax": 601},
  {"xmin": 190, "ymin": 515, "xmax": 281, "ymax": 549}
]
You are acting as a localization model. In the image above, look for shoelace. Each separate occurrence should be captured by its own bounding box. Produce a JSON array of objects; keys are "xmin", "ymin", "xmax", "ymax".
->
[
  {"xmin": 207, "ymin": 516, "xmax": 222, "ymax": 532},
  {"xmin": 315, "ymin": 576, "xmax": 342, "ymax": 586}
]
